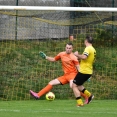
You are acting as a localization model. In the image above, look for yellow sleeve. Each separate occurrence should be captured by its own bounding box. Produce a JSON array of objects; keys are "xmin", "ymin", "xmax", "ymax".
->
[{"xmin": 83, "ymin": 47, "xmax": 89, "ymax": 57}]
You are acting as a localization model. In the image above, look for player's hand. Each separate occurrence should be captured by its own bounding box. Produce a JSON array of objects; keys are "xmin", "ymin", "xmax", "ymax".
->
[
  {"xmin": 74, "ymin": 51, "xmax": 79, "ymax": 57},
  {"xmin": 39, "ymin": 51, "xmax": 46, "ymax": 59}
]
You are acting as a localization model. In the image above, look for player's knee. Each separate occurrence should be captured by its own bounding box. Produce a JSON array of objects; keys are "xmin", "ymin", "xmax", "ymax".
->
[
  {"xmin": 48, "ymin": 80, "xmax": 54, "ymax": 85},
  {"xmin": 48, "ymin": 79, "xmax": 60, "ymax": 85},
  {"xmin": 69, "ymin": 80, "xmax": 73, "ymax": 89},
  {"xmin": 48, "ymin": 79, "xmax": 56, "ymax": 85}
]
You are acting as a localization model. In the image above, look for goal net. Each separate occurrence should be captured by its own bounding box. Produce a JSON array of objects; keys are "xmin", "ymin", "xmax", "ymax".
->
[{"xmin": 0, "ymin": 6, "xmax": 117, "ymax": 100}]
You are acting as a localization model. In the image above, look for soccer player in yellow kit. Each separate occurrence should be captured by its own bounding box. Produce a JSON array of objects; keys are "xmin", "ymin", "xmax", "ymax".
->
[
  {"xmin": 30, "ymin": 42, "xmax": 87, "ymax": 102},
  {"xmin": 73, "ymin": 36, "xmax": 96, "ymax": 107}
]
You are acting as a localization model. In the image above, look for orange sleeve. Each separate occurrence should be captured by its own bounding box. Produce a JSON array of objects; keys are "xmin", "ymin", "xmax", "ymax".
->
[{"xmin": 54, "ymin": 53, "xmax": 61, "ymax": 61}]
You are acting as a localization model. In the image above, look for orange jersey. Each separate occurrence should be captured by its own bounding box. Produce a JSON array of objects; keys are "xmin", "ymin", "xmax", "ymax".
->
[{"xmin": 54, "ymin": 52, "xmax": 79, "ymax": 74}]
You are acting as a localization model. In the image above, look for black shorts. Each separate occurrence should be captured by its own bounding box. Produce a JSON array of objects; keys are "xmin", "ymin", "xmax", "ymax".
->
[{"xmin": 73, "ymin": 72, "xmax": 91, "ymax": 86}]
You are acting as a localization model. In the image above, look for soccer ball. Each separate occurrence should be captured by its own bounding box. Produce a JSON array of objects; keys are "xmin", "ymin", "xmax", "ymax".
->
[{"xmin": 46, "ymin": 92, "xmax": 55, "ymax": 101}]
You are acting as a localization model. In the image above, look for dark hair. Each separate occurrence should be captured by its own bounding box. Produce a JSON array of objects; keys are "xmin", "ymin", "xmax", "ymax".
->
[
  {"xmin": 86, "ymin": 36, "xmax": 93, "ymax": 44},
  {"xmin": 66, "ymin": 42, "xmax": 73, "ymax": 46}
]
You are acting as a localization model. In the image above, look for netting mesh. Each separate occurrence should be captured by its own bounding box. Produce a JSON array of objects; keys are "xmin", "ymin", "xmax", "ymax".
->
[
  {"xmin": 0, "ymin": 0, "xmax": 117, "ymax": 100},
  {"xmin": 0, "ymin": 0, "xmax": 70, "ymax": 6},
  {"xmin": 1, "ymin": 10, "xmax": 117, "ymax": 40}
]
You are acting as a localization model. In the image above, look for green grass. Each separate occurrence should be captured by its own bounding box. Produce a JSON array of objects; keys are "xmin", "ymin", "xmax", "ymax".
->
[{"xmin": 0, "ymin": 100, "xmax": 117, "ymax": 117}]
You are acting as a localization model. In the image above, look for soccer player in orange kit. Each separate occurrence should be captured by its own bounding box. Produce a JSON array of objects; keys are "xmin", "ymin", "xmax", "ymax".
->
[{"xmin": 30, "ymin": 42, "xmax": 87, "ymax": 103}]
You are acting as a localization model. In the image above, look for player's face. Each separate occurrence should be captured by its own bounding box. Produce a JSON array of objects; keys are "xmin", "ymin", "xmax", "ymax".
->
[
  {"xmin": 65, "ymin": 44, "xmax": 73, "ymax": 54},
  {"xmin": 84, "ymin": 39, "xmax": 87, "ymax": 46}
]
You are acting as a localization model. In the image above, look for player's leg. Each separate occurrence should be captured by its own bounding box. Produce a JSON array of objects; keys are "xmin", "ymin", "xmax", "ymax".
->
[
  {"xmin": 30, "ymin": 79, "xmax": 61, "ymax": 99},
  {"xmin": 73, "ymin": 72, "xmax": 93, "ymax": 105},
  {"xmin": 78, "ymin": 85, "xmax": 91, "ymax": 97},
  {"xmin": 78, "ymin": 85, "xmax": 94, "ymax": 104},
  {"xmin": 69, "ymin": 80, "xmax": 73, "ymax": 88},
  {"xmin": 69, "ymin": 75, "xmax": 88, "ymax": 104},
  {"xmin": 37, "ymin": 79, "xmax": 61, "ymax": 97},
  {"xmin": 72, "ymin": 83, "xmax": 84, "ymax": 107},
  {"xmin": 70, "ymin": 79, "xmax": 88, "ymax": 100},
  {"xmin": 80, "ymin": 92, "xmax": 88, "ymax": 104},
  {"xmin": 35, "ymin": 75, "xmax": 68, "ymax": 99}
]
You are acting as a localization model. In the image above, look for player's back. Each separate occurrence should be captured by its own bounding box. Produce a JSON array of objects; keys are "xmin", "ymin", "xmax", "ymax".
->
[{"xmin": 80, "ymin": 46, "xmax": 96, "ymax": 74}]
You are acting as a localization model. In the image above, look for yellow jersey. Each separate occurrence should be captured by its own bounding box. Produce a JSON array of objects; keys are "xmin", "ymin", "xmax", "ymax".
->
[{"xmin": 79, "ymin": 46, "xmax": 96, "ymax": 74}]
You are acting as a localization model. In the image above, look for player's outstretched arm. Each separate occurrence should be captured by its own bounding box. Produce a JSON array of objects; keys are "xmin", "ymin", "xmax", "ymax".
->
[
  {"xmin": 39, "ymin": 51, "xmax": 56, "ymax": 62},
  {"xmin": 46, "ymin": 56, "xmax": 56, "ymax": 62}
]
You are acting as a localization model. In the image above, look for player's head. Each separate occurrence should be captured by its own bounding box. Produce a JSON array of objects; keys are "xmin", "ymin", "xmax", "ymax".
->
[
  {"xmin": 65, "ymin": 42, "xmax": 73, "ymax": 54},
  {"xmin": 84, "ymin": 36, "xmax": 93, "ymax": 45}
]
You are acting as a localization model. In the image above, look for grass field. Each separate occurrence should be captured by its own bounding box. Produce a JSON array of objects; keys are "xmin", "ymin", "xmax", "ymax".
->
[{"xmin": 0, "ymin": 100, "xmax": 117, "ymax": 117}]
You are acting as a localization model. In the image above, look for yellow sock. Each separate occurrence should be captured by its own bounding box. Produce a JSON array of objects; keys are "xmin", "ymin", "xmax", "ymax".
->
[
  {"xmin": 77, "ymin": 99, "xmax": 83, "ymax": 106},
  {"xmin": 84, "ymin": 90, "xmax": 91, "ymax": 97}
]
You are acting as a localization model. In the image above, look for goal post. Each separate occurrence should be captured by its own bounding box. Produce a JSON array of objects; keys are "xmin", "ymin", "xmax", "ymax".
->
[{"xmin": 0, "ymin": 6, "xmax": 117, "ymax": 100}]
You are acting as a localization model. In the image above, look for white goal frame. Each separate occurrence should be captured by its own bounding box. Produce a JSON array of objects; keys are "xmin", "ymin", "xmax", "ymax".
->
[{"xmin": 0, "ymin": 6, "xmax": 117, "ymax": 12}]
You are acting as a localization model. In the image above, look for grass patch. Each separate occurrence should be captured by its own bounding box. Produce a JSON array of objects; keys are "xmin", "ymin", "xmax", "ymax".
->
[{"xmin": 0, "ymin": 100, "xmax": 117, "ymax": 117}]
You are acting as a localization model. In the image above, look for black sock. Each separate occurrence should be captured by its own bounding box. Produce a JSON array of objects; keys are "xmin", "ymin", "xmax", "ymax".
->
[
  {"xmin": 82, "ymin": 88, "xmax": 86, "ymax": 93},
  {"xmin": 76, "ymin": 96, "xmax": 81, "ymax": 100}
]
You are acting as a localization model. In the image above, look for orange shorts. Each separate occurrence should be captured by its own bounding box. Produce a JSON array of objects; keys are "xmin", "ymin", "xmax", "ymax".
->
[{"xmin": 57, "ymin": 73, "xmax": 77, "ymax": 85}]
